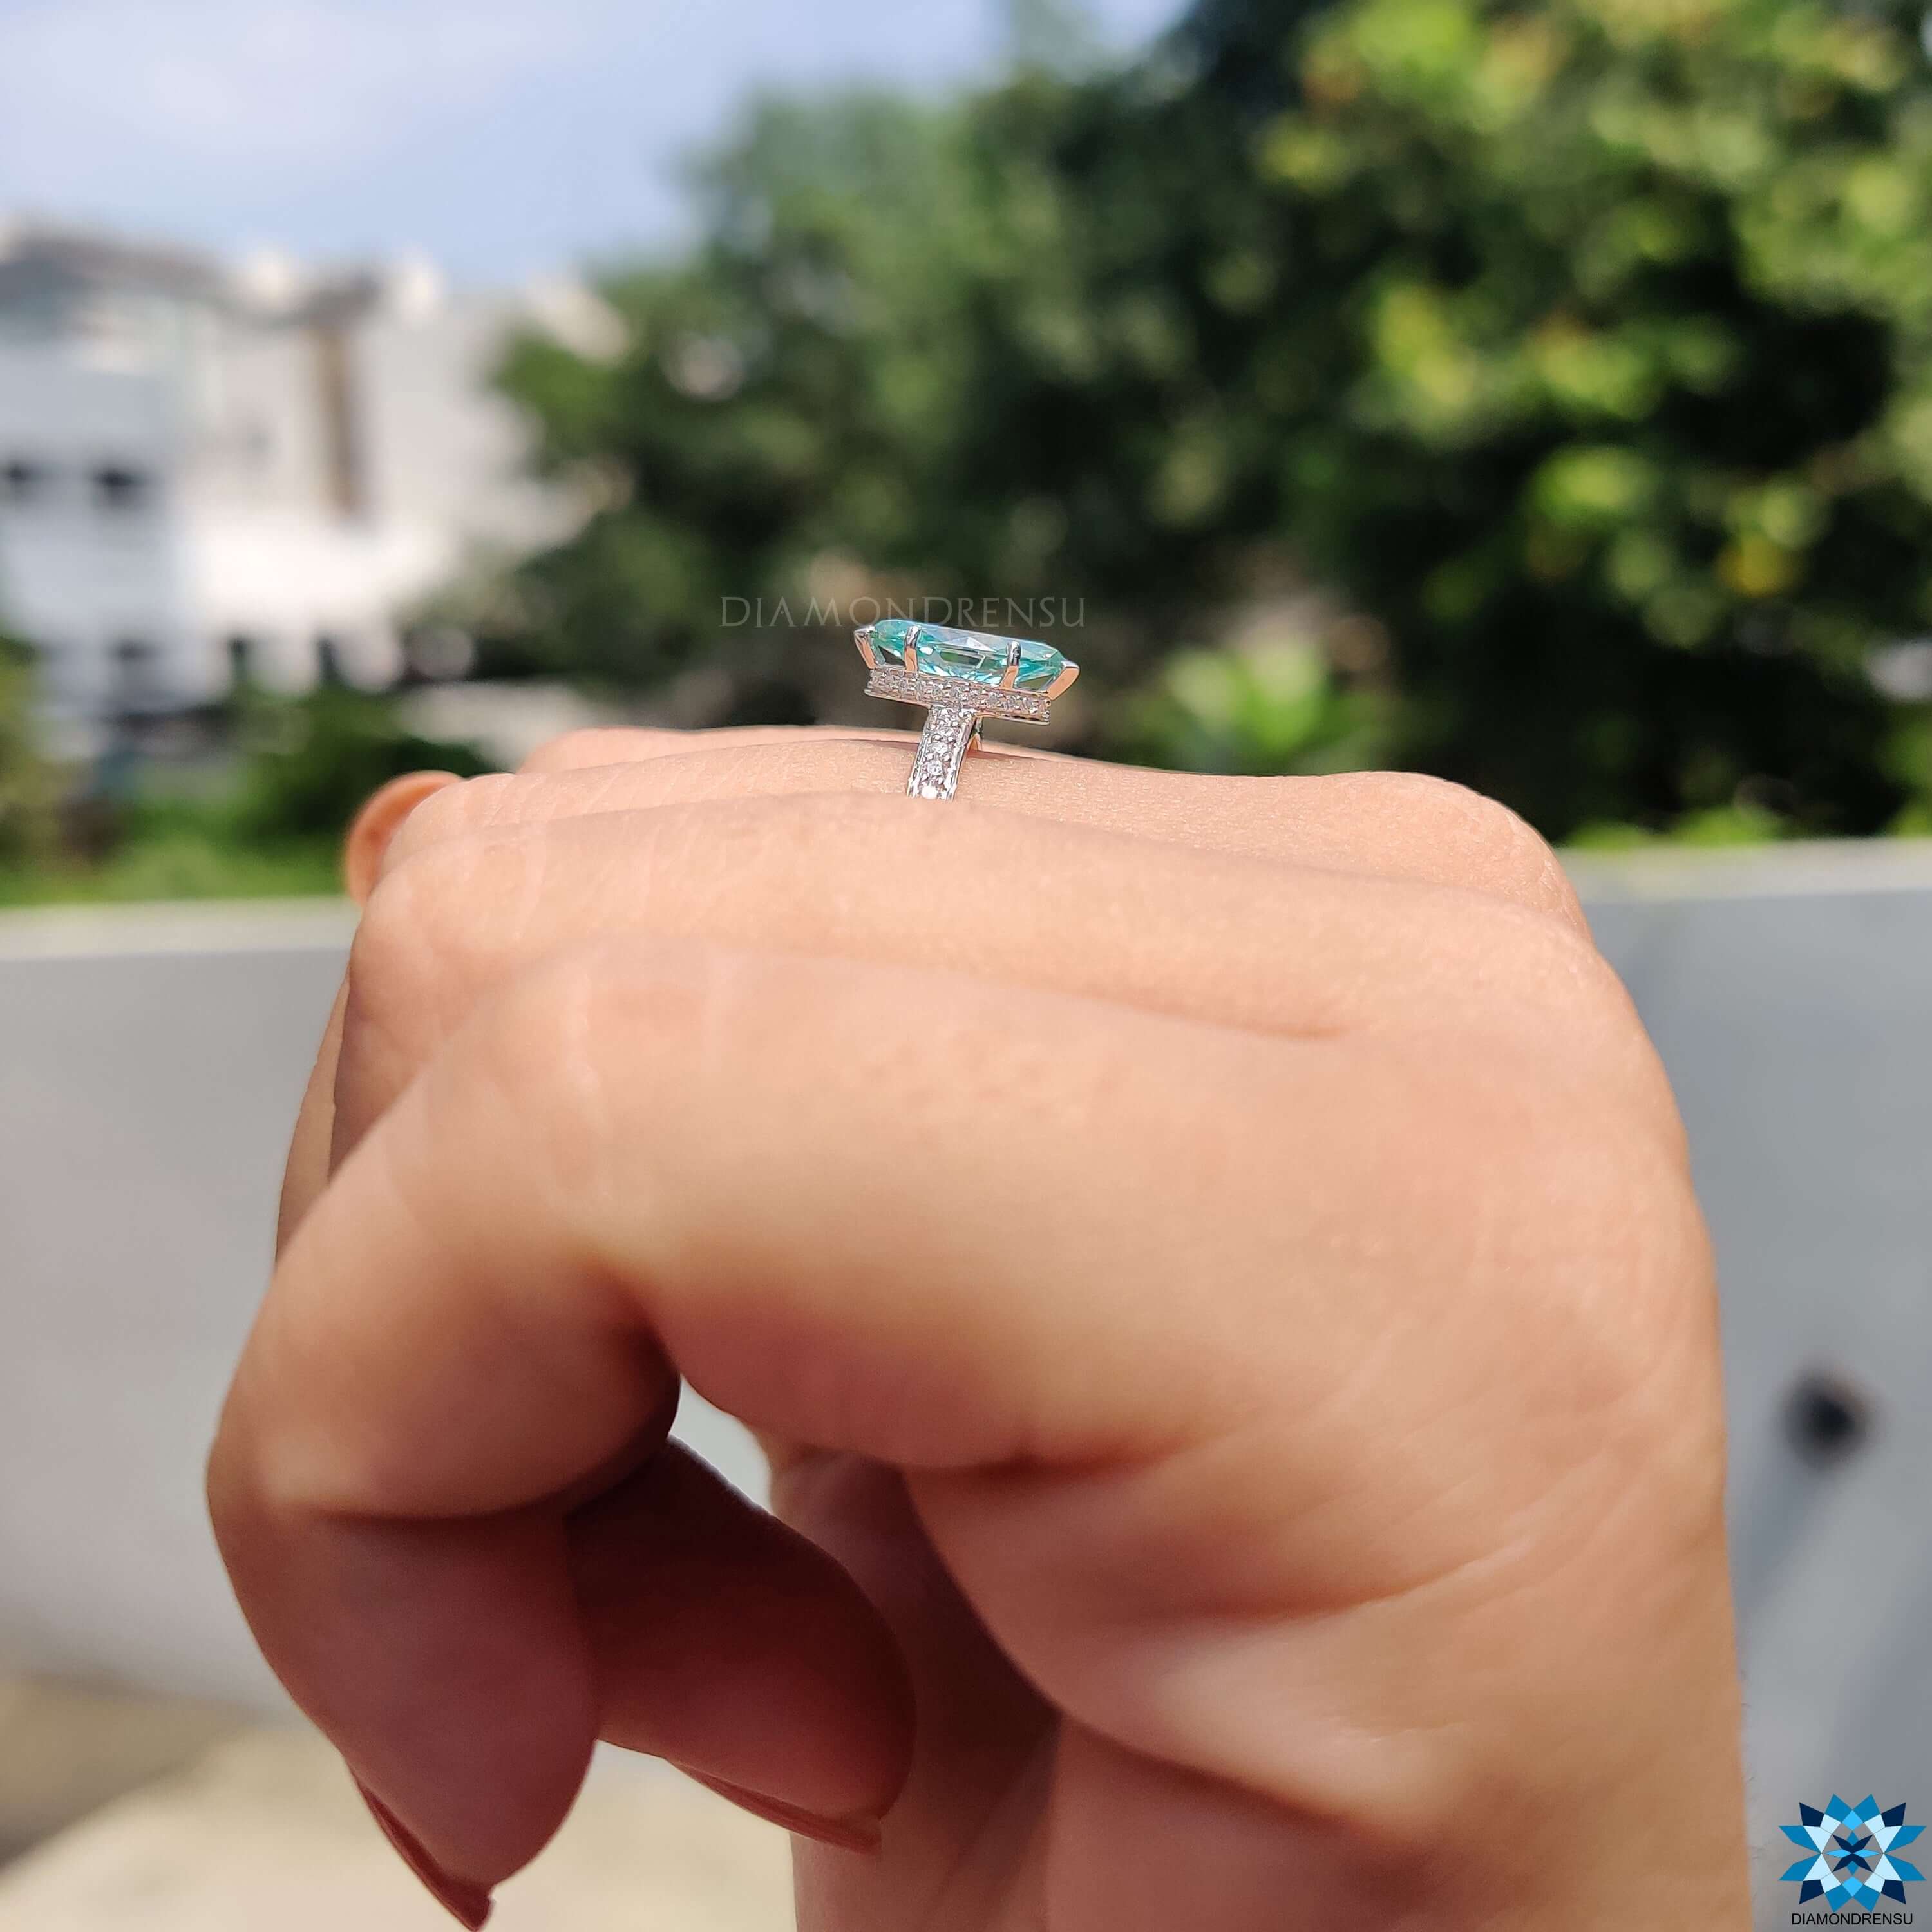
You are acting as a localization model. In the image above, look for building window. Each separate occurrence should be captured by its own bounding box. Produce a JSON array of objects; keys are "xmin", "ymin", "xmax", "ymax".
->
[
  {"xmin": 92, "ymin": 464, "xmax": 155, "ymax": 513},
  {"xmin": 1, "ymin": 457, "xmax": 52, "ymax": 506}
]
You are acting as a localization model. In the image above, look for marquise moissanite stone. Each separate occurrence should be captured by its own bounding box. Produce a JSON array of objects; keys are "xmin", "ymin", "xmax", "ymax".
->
[{"xmin": 869, "ymin": 618, "xmax": 1066, "ymax": 692}]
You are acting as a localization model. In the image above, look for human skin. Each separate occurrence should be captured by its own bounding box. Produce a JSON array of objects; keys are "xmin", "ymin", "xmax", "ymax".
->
[{"xmin": 207, "ymin": 727, "xmax": 1748, "ymax": 1931}]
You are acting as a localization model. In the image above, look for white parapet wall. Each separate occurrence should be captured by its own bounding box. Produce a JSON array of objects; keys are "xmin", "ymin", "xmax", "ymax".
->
[
  {"xmin": 0, "ymin": 898, "xmax": 764, "ymax": 1715},
  {"xmin": 3, "ymin": 848, "xmax": 1930, "ymax": 1876},
  {"xmin": 1565, "ymin": 840, "xmax": 1932, "ymax": 1870}
]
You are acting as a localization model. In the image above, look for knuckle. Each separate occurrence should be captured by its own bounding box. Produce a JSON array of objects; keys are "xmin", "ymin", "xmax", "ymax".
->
[
  {"xmin": 482, "ymin": 945, "xmax": 605, "ymax": 1091},
  {"xmin": 1359, "ymin": 773, "xmax": 1582, "ymax": 927},
  {"xmin": 341, "ymin": 877, "xmax": 426, "ymax": 1060},
  {"xmin": 352, "ymin": 849, "xmax": 437, "ymax": 990},
  {"xmin": 379, "ymin": 772, "xmax": 521, "ymax": 874},
  {"xmin": 1371, "ymin": 770, "xmax": 1537, "ymax": 846},
  {"xmin": 1458, "ymin": 898, "xmax": 1671, "ymax": 1115},
  {"xmin": 347, "ymin": 837, "xmax": 492, "ymax": 1029},
  {"xmin": 340, "ymin": 829, "xmax": 553, "ymax": 1144},
  {"xmin": 1490, "ymin": 895, "xmax": 1625, "ymax": 1008},
  {"xmin": 1441, "ymin": 1053, "xmax": 1713, "ymax": 1374}
]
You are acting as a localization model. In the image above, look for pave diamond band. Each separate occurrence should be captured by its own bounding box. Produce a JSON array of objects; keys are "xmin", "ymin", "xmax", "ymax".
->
[
  {"xmin": 864, "ymin": 664, "xmax": 1051, "ymax": 723},
  {"xmin": 856, "ymin": 618, "xmax": 1079, "ymax": 801},
  {"xmin": 902, "ymin": 705, "xmax": 981, "ymax": 800}
]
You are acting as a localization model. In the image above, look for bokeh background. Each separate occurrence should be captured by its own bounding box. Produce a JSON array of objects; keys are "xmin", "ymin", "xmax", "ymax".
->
[
  {"xmin": 2, "ymin": 2, "xmax": 1930, "ymax": 1927},
  {"xmin": 11, "ymin": 0, "xmax": 1932, "ymax": 889}
]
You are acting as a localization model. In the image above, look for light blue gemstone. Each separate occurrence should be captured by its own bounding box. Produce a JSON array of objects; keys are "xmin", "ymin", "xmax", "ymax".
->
[{"xmin": 870, "ymin": 618, "xmax": 1065, "ymax": 692}]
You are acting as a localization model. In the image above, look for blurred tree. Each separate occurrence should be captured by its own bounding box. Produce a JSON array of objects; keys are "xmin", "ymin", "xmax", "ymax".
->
[
  {"xmin": 231, "ymin": 687, "xmax": 491, "ymax": 842},
  {"xmin": 1111, "ymin": 628, "xmax": 1392, "ymax": 773},
  {"xmin": 1112, "ymin": 0, "xmax": 1932, "ymax": 835},
  {"xmin": 493, "ymin": 75, "xmax": 1121, "ymax": 713},
  {"xmin": 0, "ymin": 630, "xmax": 57, "ymax": 868},
  {"xmin": 0, "ymin": 681, "xmax": 492, "ymax": 906},
  {"xmin": 1005, "ymin": 0, "xmax": 1107, "ymax": 75},
  {"xmin": 497, "ymin": 0, "xmax": 1932, "ymax": 838}
]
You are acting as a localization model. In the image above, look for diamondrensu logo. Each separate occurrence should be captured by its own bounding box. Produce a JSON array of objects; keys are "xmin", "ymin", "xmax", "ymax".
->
[{"xmin": 1781, "ymin": 1795, "xmax": 1923, "ymax": 1911}]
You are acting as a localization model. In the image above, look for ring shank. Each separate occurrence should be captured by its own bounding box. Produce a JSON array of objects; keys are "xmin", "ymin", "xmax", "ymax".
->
[{"xmin": 907, "ymin": 705, "xmax": 980, "ymax": 801}]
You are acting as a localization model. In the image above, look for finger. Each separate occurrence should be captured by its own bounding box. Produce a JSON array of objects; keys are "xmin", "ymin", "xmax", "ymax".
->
[
  {"xmin": 278, "ymin": 773, "xmax": 465, "ymax": 1253},
  {"xmin": 406, "ymin": 734, "xmax": 1582, "ymax": 925},
  {"xmin": 216, "ymin": 936, "xmax": 1698, "ymax": 1901},
  {"xmin": 214, "ymin": 1440, "xmax": 912, "ymax": 1917},
  {"xmin": 222, "ymin": 940, "xmax": 1266, "ymax": 1899},
  {"xmin": 277, "ymin": 980, "xmax": 346, "ymax": 1255},
  {"xmin": 343, "ymin": 772, "xmax": 466, "ymax": 904},
  {"xmin": 329, "ymin": 793, "xmax": 1643, "ymax": 1175},
  {"xmin": 571, "ymin": 1439, "xmax": 911, "ymax": 1841},
  {"xmin": 213, "ymin": 1251, "xmax": 913, "ymax": 1911}
]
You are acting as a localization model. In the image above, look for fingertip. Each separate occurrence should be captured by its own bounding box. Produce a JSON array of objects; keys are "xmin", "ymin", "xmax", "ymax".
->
[
  {"xmin": 217, "ymin": 1504, "xmax": 598, "ymax": 1904},
  {"xmin": 679, "ymin": 1768, "xmax": 886, "ymax": 1854},
  {"xmin": 355, "ymin": 1777, "xmax": 496, "ymax": 1927},
  {"xmin": 343, "ymin": 772, "xmax": 464, "ymax": 904}
]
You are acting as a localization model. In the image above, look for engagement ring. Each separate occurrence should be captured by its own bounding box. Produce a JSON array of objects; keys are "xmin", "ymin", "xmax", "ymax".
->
[{"xmin": 856, "ymin": 619, "xmax": 1079, "ymax": 800}]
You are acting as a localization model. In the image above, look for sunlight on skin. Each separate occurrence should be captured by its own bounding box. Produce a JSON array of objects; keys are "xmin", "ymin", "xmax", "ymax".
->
[{"xmin": 213, "ymin": 727, "xmax": 1748, "ymax": 1932}]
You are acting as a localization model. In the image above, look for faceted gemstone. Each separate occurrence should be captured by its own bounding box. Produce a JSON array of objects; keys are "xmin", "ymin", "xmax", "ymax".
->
[{"xmin": 869, "ymin": 618, "xmax": 1066, "ymax": 692}]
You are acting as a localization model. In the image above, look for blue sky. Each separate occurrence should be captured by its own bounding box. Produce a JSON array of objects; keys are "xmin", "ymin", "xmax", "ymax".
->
[{"xmin": 0, "ymin": 0, "xmax": 1187, "ymax": 285}]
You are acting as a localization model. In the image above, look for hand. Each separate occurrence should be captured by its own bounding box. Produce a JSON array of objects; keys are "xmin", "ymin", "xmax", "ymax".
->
[{"xmin": 208, "ymin": 728, "xmax": 1747, "ymax": 1931}]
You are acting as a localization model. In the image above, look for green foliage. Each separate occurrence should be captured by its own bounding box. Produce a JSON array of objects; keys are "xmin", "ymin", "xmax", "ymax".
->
[
  {"xmin": 0, "ymin": 687, "xmax": 490, "ymax": 907},
  {"xmin": 230, "ymin": 687, "xmax": 492, "ymax": 842},
  {"xmin": 495, "ymin": 79, "xmax": 1115, "ymax": 696},
  {"xmin": 495, "ymin": 0, "xmax": 1932, "ymax": 840},
  {"xmin": 1175, "ymin": 0, "xmax": 1932, "ymax": 835},
  {"xmin": 0, "ymin": 632, "xmax": 57, "ymax": 867},
  {"xmin": 0, "ymin": 805, "xmax": 343, "ymax": 907},
  {"xmin": 1112, "ymin": 634, "xmax": 1392, "ymax": 773},
  {"xmin": 1567, "ymin": 797, "xmax": 1786, "ymax": 847}
]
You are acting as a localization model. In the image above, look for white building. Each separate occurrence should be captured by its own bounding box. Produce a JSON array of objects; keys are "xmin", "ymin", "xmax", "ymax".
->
[
  {"xmin": 0, "ymin": 223, "xmax": 616, "ymax": 748},
  {"xmin": 0, "ymin": 347, "xmax": 190, "ymax": 726}
]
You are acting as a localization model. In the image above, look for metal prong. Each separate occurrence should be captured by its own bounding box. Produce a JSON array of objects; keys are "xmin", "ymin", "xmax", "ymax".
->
[
  {"xmin": 853, "ymin": 623, "xmax": 878, "ymax": 670},
  {"xmin": 1044, "ymin": 658, "xmax": 1081, "ymax": 700},
  {"xmin": 998, "ymin": 637, "xmax": 1023, "ymax": 690}
]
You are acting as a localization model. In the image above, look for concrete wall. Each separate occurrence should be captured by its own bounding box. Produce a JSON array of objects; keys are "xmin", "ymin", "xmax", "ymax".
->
[
  {"xmin": 1569, "ymin": 842, "xmax": 1932, "ymax": 1870},
  {"xmin": 3, "ymin": 850, "xmax": 1929, "ymax": 1876}
]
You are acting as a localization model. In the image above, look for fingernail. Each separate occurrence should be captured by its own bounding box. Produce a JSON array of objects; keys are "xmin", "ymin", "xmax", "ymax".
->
[
  {"xmin": 354, "ymin": 1778, "xmax": 495, "ymax": 1928},
  {"xmin": 681, "ymin": 1768, "xmax": 885, "ymax": 1854}
]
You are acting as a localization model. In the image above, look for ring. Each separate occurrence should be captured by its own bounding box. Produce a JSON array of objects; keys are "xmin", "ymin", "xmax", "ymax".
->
[{"xmin": 855, "ymin": 619, "xmax": 1080, "ymax": 800}]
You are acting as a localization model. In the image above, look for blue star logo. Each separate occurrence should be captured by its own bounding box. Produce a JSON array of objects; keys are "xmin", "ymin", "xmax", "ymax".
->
[{"xmin": 1781, "ymin": 1796, "xmax": 1923, "ymax": 1908}]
